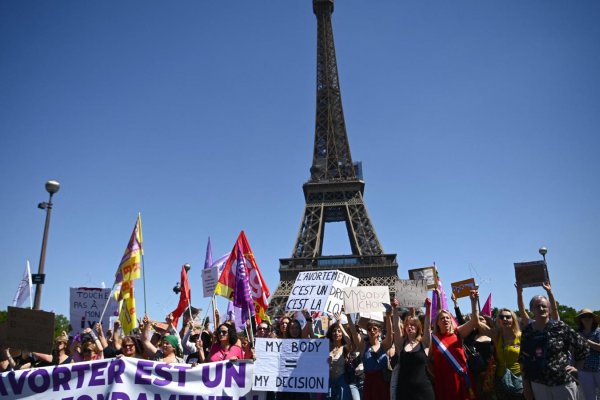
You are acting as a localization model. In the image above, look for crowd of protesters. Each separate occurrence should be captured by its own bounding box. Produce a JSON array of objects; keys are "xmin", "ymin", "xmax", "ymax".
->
[{"xmin": 1, "ymin": 281, "xmax": 599, "ymax": 400}]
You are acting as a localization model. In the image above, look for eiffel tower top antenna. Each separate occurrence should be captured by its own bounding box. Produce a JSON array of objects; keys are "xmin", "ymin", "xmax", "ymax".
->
[{"xmin": 310, "ymin": 0, "xmax": 355, "ymax": 183}]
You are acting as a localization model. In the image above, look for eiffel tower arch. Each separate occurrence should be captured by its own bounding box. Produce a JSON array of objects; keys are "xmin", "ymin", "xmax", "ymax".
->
[{"xmin": 268, "ymin": 0, "xmax": 398, "ymax": 316}]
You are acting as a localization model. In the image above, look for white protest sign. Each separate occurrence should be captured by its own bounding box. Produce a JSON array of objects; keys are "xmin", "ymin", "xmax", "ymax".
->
[
  {"xmin": 394, "ymin": 279, "xmax": 428, "ymax": 307},
  {"xmin": 0, "ymin": 358, "xmax": 263, "ymax": 400},
  {"xmin": 285, "ymin": 270, "xmax": 358, "ymax": 313},
  {"xmin": 69, "ymin": 287, "xmax": 119, "ymax": 333},
  {"xmin": 342, "ymin": 286, "xmax": 390, "ymax": 314},
  {"xmin": 253, "ymin": 338, "xmax": 329, "ymax": 393},
  {"xmin": 202, "ymin": 253, "xmax": 230, "ymax": 297}
]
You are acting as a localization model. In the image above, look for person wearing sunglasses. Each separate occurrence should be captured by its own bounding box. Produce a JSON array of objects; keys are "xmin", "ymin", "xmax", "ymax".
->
[
  {"xmin": 256, "ymin": 322, "xmax": 272, "ymax": 338},
  {"xmin": 576, "ymin": 309, "xmax": 600, "ymax": 400},
  {"xmin": 207, "ymin": 323, "xmax": 245, "ymax": 362}
]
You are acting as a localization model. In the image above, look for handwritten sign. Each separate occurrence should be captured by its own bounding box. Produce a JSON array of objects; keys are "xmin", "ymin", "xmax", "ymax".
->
[
  {"xmin": 285, "ymin": 270, "xmax": 358, "ymax": 314},
  {"xmin": 202, "ymin": 253, "xmax": 230, "ymax": 297},
  {"xmin": 5, "ymin": 307, "xmax": 55, "ymax": 354},
  {"xmin": 253, "ymin": 338, "xmax": 329, "ymax": 393},
  {"xmin": 451, "ymin": 278, "xmax": 477, "ymax": 299},
  {"xmin": 70, "ymin": 287, "xmax": 119, "ymax": 333},
  {"xmin": 408, "ymin": 266, "xmax": 438, "ymax": 289},
  {"xmin": 342, "ymin": 286, "xmax": 390, "ymax": 314},
  {"xmin": 394, "ymin": 279, "xmax": 428, "ymax": 307},
  {"xmin": 514, "ymin": 261, "xmax": 549, "ymax": 288}
]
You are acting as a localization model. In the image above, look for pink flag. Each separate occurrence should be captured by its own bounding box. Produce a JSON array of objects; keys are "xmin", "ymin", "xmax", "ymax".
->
[{"xmin": 481, "ymin": 293, "xmax": 492, "ymax": 317}]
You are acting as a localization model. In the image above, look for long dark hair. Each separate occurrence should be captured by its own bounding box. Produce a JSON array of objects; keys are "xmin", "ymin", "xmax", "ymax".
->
[
  {"xmin": 326, "ymin": 322, "xmax": 347, "ymax": 345},
  {"xmin": 217, "ymin": 323, "xmax": 238, "ymax": 346}
]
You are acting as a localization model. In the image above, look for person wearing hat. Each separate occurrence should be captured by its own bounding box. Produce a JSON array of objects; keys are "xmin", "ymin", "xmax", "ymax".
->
[
  {"xmin": 142, "ymin": 314, "xmax": 184, "ymax": 364},
  {"xmin": 576, "ymin": 308, "xmax": 600, "ymax": 400},
  {"xmin": 33, "ymin": 331, "xmax": 73, "ymax": 366}
]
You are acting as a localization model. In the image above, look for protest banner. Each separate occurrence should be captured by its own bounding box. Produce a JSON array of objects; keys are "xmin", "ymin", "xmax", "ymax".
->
[
  {"xmin": 342, "ymin": 286, "xmax": 390, "ymax": 314},
  {"xmin": 408, "ymin": 266, "xmax": 438, "ymax": 290},
  {"xmin": 514, "ymin": 261, "xmax": 549, "ymax": 288},
  {"xmin": 450, "ymin": 278, "xmax": 477, "ymax": 299},
  {"xmin": 203, "ymin": 267, "xmax": 220, "ymax": 297},
  {"xmin": 69, "ymin": 287, "xmax": 119, "ymax": 333},
  {"xmin": 253, "ymin": 338, "xmax": 329, "ymax": 393},
  {"xmin": 394, "ymin": 279, "xmax": 429, "ymax": 307},
  {"xmin": 285, "ymin": 270, "xmax": 358, "ymax": 314},
  {"xmin": 0, "ymin": 357, "xmax": 263, "ymax": 400},
  {"xmin": 5, "ymin": 307, "xmax": 54, "ymax": 354}
]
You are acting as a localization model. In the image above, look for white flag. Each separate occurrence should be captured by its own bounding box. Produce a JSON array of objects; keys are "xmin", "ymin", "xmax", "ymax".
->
[{"xmin": 12, "ymin": 260, "xmax": 33, "ymax": 308}]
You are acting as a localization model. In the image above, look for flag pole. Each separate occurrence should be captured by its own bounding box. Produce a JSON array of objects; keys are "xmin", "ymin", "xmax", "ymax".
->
[
  {"xmin": 139, "ymin": 213, "xmax": 147, "ymax": 316},
  {"xmin": 99, "ymin": 282, "xmax": 117, "ymax": 325},
  {"xmin": 27, "ymin": 260, "xmax": 33, "ymax": 309}
]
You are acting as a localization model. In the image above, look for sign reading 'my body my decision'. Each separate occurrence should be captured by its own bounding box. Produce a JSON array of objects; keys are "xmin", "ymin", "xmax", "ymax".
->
[
  {"xmin": 70, "ymin": 287, "xmax": 119, "ymax": 334},
  {"xmin": 253, "ymin": 338, "xmax": 329, "ymax": 393},
  {"xmin": 342, "ymin": 286, "xmax": 390, "ymax": 314},
  {"xmin": 285, "ymin": 270, "xmax": 358, "ymax": 314},
  {"xmin": 394, "ymin": 279, "xmax": 428, "ymax": 308}
]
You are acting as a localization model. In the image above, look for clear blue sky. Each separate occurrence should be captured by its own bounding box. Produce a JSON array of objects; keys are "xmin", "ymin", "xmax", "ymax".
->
[{"xmin": 1, "ymin": 1, "xmax": 599, "ymax": 323}]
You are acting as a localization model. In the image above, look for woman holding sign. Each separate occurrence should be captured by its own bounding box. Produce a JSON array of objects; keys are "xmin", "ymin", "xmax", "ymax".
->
[
  {"xmin": 326, "ymin": 314, "xmax": 354, "ymax": 400},
  {"xmin": 429, "ymin": 290, "xmax": 480, "ymax": 400},
  {"xmin": 347, "ymin": 307, "xmax": 394, "ymax": 400},
  {"xmin": 392, "ymin": 297, "xmax": 434, "ymax": 400}
]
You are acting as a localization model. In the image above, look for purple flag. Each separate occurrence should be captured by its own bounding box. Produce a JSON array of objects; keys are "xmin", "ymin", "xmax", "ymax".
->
[
  {"xmin": 232, "ymin": 243, "xmax": 255, "ymax": 322},
  {"xmin": 226, "ymin": 301, "xmax": 245, "ymax": 332},
  {"xmin": 204, "ymin": 237, "xmax": 213, "ymax": 270}
]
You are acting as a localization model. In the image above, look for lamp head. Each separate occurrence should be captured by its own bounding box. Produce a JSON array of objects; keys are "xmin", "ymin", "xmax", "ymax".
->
[
  {"xmin": 173, "ymin": 282, "xmax": 181, "ymax": 295},
  {"xmin": 183, "ymin": 263, "xmax": 191, "ymax": 273},
  {"xmin": 539, "ymin": 247, "xmax": 548, "ymax": 257},
  {"xmin": 45, "ymin": 180, "xmax": 60, "ymax": 195}
]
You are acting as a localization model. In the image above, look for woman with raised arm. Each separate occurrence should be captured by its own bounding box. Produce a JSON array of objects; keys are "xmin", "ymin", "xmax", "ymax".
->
[
  {"xmin": 141, "ymin": 314, "xmax": 184, "ymax": 364},
  {"xmin": 478, "ymin": 308, "xmax": 523, "ymax": 399},
  {"xmin": 347, "ymin": 307, "xmax": 394, "ymax": 400},
  {"xmin": 392, "ymin": 297, "xmax": 434, "ymax": 400},
  {"xmin": 429, "ymin": 290, "xmax": 480, "ymax": 400},
  {"xmin": 326, "ymin": 313, "xmax": 354, "ymax": 400}
]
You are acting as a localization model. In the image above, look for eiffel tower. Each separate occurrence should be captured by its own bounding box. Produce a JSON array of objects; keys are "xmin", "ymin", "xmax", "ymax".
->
[{"xmin": 268, "ymin": 0, "xmax": 398, "ymax": 316}]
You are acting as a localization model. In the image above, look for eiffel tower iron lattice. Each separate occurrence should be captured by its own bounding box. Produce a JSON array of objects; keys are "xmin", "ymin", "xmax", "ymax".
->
[{"xmin": 268, "ymin": 0, "xmax": 398, "ymax": 317}]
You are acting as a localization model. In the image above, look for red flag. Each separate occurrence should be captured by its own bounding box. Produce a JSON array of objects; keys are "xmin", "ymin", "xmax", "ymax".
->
[
  {"xmin": 215, "ymin": 231, "xmax": 270, "ymax": 323},
  {"xmin": 170, "ymin": 265, "xmax": 191, "ymax": 328}
]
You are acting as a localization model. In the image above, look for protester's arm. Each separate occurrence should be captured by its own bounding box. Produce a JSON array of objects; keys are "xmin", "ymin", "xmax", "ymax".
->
[
  {"xmin": 346, "ymin": 313, "xmax": 364, "ymax": 355},
  {"xmin": 302, "ymin": 310, "xmax": 316, "ymax": 339},
  {"xmin": 542, "ymin": 281, "xmax": 560, "ymax": 321},
  {"xmin": 83, "ymin": 327, "xmax": 104, "ymax": 351},
  {"xmin": 423, "ymin": 297, "xmax": 432, "ymax": 350},
  {"xmin": 182, "ymin": 321, "xmax": 197, "ymax": 354},
  {"xmin": 2, "ymin": 348, "xmax": 16, "ymax": 370},
  {"xmin": 95, "ymin": 323, "xmax": 109, "ymax": 350},
  {"xmin": 451, "ymin": 292, "xmax": 465, "ymax": 325},
  {"xmin": 141, "ymin": 314, "xmax": 158, "ymax": 356},
  {"xmin": 433, "ymin": 288, "xmax": 442, "ymax": 315},
  {"xmin": 112, "ymin": 320, "xmax": 123, "ymax": 350},
  {"xmin": 516, "ymin": 282, "xmax": 530, "ymax": 327},
  {"xmin": 32, "ymin": 351, "xmax": 53, "ymax": 363},
  {"xmin": 456, "ymin": 290, "xmax": 479, "ymax": 338},
  {"xmin": 214, "ymin": 309, "xmax": 221, "ymax": 328},
  {"xmin": 334, "ymin": 312, "xmax": 352, "ymax": 345},
  {"xmin": 382, "ymin": 306, "xmax": 394, "ymax": 351},
  {"xmin": 391, "ymin": 298, "xmax": 403, "ymax": 352}
]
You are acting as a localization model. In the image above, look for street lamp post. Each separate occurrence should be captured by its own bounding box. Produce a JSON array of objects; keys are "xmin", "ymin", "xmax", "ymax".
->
[
  {"xmin": 539, "ymin": 246, "xmax": 548, "ymax": 263},
  {"xmin": 33, "ymin": 180, "xmax": 60, "ymax": 310}
]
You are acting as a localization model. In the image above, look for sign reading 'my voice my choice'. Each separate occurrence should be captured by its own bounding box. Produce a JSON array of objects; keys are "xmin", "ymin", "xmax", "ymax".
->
[{"xmin": 285, "ymin": 270, "xmax": 358, "ymax": 314}]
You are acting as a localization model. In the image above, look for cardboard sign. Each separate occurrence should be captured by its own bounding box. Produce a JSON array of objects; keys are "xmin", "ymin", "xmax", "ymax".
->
[
  {"xmin": 70, "ymin": 287, "xmax": 119, "ymax": 333},
  {"xmin": 253, "ymin": 338, "xmax": 329, "ymax": 393},
  {"xmin": 451, "ymin": 278, "xmax": 477, "ymax": 299},
  {"xmin": 408, "ymin": 266, "xmax": 438, "ymax": 289},
  {"xmin": 342, "ymin": 286, "xmax": 390, "ymax": 314},
  {"xmin": 394, "ymin": 279, "xmax": 428, "ymax": 307},
  {"xmin": 514, "ymin": 261, "xmax": 549, "ymax": 288},
  {"xmin": 285, "ymin": 270, "xmax": 359, "ymax": 314},
  {"xmin": 5, "ymin": 307, "xmax": 55, "ymax": 353}
]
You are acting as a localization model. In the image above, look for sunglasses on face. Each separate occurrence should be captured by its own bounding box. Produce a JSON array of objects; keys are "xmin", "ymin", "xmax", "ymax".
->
[
  {"xmin": 367, "ymin": 326, "xmax": 380, "ymax": 333},
  {"xmin": 218, "ymin": 330, "xmax": 229, "ymax": 335},
  {"xmin": 258, "ymin": 326, "xmax": 269, "ymax": 330},
  {"xmin": 124, "ymin": 343, "xmax": 135, "ymax": 348},
  {"xmin": 498, "ymin": 315, "xmax": 512, "ymax": 320}
]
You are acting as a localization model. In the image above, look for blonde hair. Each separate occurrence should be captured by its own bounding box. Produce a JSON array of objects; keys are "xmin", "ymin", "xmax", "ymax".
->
[
  {"xmin": 434, "ymin": 310, "xmax": 455, "ymax": 335},
  {"xmin": 495, "ymin": 308, "xmax": 521, "ymax": 338}
]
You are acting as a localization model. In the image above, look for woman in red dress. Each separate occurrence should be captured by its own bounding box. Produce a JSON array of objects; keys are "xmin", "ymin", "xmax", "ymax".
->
[{"xmin": 430, "ymin": 290, "xmax": 480, "ymax": 400}]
